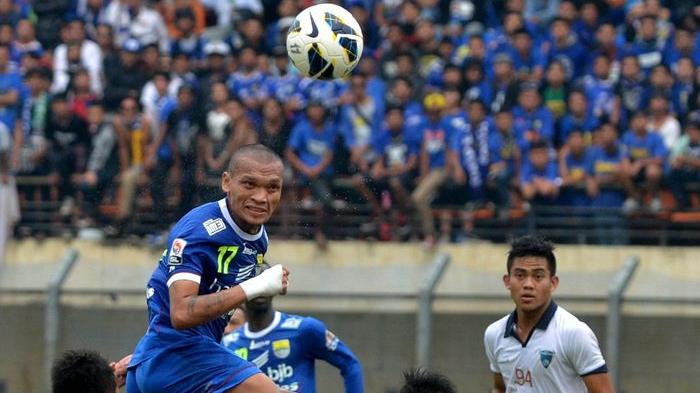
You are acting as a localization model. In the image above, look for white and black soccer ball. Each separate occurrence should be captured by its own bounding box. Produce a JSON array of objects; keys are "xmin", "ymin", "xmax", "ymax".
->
[{"xmin": 286, "ymin": 3, "xmax": 364, "ymax": 80}]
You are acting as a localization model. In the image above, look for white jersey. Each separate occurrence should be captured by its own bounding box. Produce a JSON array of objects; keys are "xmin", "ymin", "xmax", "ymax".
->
[{"xmin": 484, "ymin": 302, "xmax": 607, "ymax": 393}]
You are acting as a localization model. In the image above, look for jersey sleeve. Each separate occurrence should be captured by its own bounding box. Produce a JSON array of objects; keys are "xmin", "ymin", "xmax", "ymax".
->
[
  {"xmin": 564, "ymin": 322, "xmax": 607, "ymax": 376},
  {"xmin": 165, "ymin": 235, "xmax": 208, "ymax": 288},
  {"xmin": 483, "ymin": 323, "xmax": 501, "ymax": 374},
  {"xmin": 302, "ymin": 318, "xmax": 364, "ymax": 393}
]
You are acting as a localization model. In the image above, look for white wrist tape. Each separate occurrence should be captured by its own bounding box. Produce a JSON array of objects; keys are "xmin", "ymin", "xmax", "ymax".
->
[{"xmin": 239, "ymin": 264, "xmax": 284, "ymax": 300}]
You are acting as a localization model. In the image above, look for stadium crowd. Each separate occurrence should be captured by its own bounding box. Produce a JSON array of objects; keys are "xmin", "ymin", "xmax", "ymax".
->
[{"xmin": 1, "ymin": 0, "xmax": 700, "ymax": 247}]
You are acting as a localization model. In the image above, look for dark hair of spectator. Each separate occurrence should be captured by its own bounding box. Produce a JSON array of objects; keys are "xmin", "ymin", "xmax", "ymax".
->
[
  {"xmin": 51, "ymin": 349, "xmax": 115, "ymax": 393},
  {"xmin": 399, "ymin": 368, "xmax": 457, "ymax": 393},
  {"xmin": 529, "ymin": 139, "xmax": 549, "ymax": 151},
  {"xmin": 507, "ymin": 235, "xmax": 557, "ymax": 275}
]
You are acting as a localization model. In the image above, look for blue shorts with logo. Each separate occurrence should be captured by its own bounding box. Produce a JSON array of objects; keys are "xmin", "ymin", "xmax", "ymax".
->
[{"xmin": 126, "ymin": 340, "xmax": 260, "ymax": 393}]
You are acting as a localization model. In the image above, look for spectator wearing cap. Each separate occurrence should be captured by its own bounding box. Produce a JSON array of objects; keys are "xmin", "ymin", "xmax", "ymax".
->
[
  {"xmin": 621, "ymin": 110, "xmax": 666, "ymax": 213},
  {"xmin": 227, "ymin": 46, "xmax": 265, "ymax": 110},
  {"xmin": 104, "ymin": 0, "xmax": 169, "ymax": 53},
  {"xmin": 512, "ymin": 82, "xmax": 555, "ymax": 147},
  {"xmin": 669, "ymin": 121, "xmax": 700, "ymax": 209},
  {"xmin": 103, "ymin": 38, "xmax": 149, "ymax": 111},
  {"xmin": 412, "ymin": 92, "xmax": 450, "ymax": 246},
  {"xmin": 196, "ymin": 41, "xmax": 230, "ymax": 104},
  {"xmin": 581, "ymin": 54, "xmax": 618, "ymax": 124},
  {"xmin": 169, "ymin": 8, "xmax": 206, "ymax": 63},
  {"xmin": 543, "ymin": 17, "xmax": 587, "ymax": 80},
  {"xmin": 488, "ymin": 52, "xmax": 519, "ymax": 114},
  {"xmin": 285, "ymin": 101, "xmax": 337, "ymax": 248},
  {"xmin": 52, "ymin": 18, "xmax": 103, "ymax": 96},
  {"xmin": 13, "ymin": 67, "xmax": 51, "ymax": 178}
]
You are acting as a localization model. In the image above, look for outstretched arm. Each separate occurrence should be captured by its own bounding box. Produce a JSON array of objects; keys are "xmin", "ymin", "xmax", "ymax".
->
[{"xmin": 169, "ymin": 265, "xmax": 289, "ymax": 330}]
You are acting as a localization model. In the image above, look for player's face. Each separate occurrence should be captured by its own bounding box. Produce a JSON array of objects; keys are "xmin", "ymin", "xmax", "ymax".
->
[
  {"xmin": 221, "ymin": 159, "xmax": 284, "ymax": 232},
  {"xmin": 504, "ymin": 256, "xmax": 558, "ymax": 314},
  {"xmin": 245, "ymin": 295, "xmax": 272, "ymax": 314}
]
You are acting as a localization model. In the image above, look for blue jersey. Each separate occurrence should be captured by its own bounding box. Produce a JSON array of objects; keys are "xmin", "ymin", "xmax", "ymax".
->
[
  {"xmin": 222, "ymin": 312, "xmax": 364, "ymax": 393},
  {"xmin": 373, "ymin": 128, "xmax": 418, "ymax": 169},
  {"xmin": 489, "ymin": 129, "xmax": 518, "ymax": 172},
  {"xmin": 287, "ymin": 118, "xmax": 336, "ymax": 173},
  {"xmin": 449, "ymin": 120, "xmax": 490, "ymax": 192},
  {"xmin": 621, "ymin": 131, "xmax": 667, "ymax": 162},
  {"xmin": 130, "ymin": 199, "xmax": 268, "ymax": 368},
  {"xmin": 512, "ymin": 105, "xmax": 555, "ymax": 145},
  {"xmin": 227, "ymin": 71, "xmax": 266, "ymax": 102},
  {"xmin": 261, "ymin": 73, "xmax": 304, "ymax": 104},
  {"xmin": 521, "ymin": 158, "xmax": 559, "ymax": 184},
  {"xmin": 562, "ymin": 149, "xmax": 594, "ymax": 207},
  {"xmin": 0, "ymin": 71, "xmax": 23, "ymax": 130},
  {"xmin": 590, "ymin": 145, "xmax": 626, "ymax": 207},
  {"xmin": 421, "ymin": 118, "xmax": 450, "ymax": 169},
  {"xmin": 558, "ymin": 113, "xmax": 598, "ymax": 144}
]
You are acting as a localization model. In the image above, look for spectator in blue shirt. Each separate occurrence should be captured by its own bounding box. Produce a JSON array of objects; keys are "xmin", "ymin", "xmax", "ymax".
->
[
  {"xmin": 558, "ymin": 89, "xmax": 597, "ymax": 146},
  {"xmin": 227, "ymin": 46, "xmax": 265, "ymax": 110},
  {"xmin": 670, "ymin": 57, "xmax": 695, "ymax": 120},
  {"xmin": 663, "ymin": 27, "xmax": 696, "ymax": 70},
  {"xmin": 512, "ymin": 83, "xmax": 555, "ymax": 147},
  {"xmin": 508, "ymin": 28, "xmax": 545, "ymax": 82},
  {"xmin": 286, "ymin": 101, "xmax": 336, "ymax": 248},
  {"xmin": 169, "ymin": 8, "xmax": 206, "ymax": 62},
  {"xmin": 615, "ymin": 55, "xmax": 647, "ymax": 127},
  {"xmin": 462, "ymin": 59, "xmax": 492, "ymax": 105},
  {"xmin": 488, "ymin": 53, "xmax": 520, "ymax": 114},
  {"xmin": 631, "ymin": 14, "xmax": 665, "ymax": 75},
  {"xmin": 589, "ymin": 122, "xmax": 630, "ymax": 244},
  {"xmin": 573, "ymin": 1, "xmax": 600, "ymax": 50},
  {"xmin": 370, "ymin": 105, "xmax": 417, "ymax": 241},
  {"xmin": 488, "ymin": 108, "xmax": 521, "ymax": 216},
  {"xmin": 621, "ymin": 110, "xmax": 667, "ymax": 213},
  {"xmin": 559, "ymin": 130, "xmax": 594, "ymax": 207},
  {"xmin": 582, "ymin": 54, "xmax": 619, "ymax": 125},
  {"xmin": 544, "ymin": 17, "xmax": 587, "ymax": 80},
  {"xmin": 520, "ymin": 139, "xmax": 560, "ymax": 205},
  {"xmin": 387, "ymin": 77, "xmax": 423, "ymax": 145}
]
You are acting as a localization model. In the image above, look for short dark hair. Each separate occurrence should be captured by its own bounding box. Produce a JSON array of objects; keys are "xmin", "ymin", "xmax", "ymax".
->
[
  {"xmin": 52, "ymin": 349, "xmax": 115, "ymax": 393},
  {"xmin": 228, "ymin": 144, "xmax": 283, "ymax": 174},
  {"xmin": 399, "ymin": 368, "xmax": 457, "ymax": 393},
  {"xmin": 507, "ymin": 235, "xmax": 556, "ymax": 275}
]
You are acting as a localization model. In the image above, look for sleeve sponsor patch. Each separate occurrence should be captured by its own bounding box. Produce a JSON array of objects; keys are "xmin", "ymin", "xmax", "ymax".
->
[
  {"xmin": 325, "ymin": 329, "xmax": 339, "ymax": 351},
  {"xmin": 204, "ymin": 218, "xmax": 226, "ymax": 236},
  {"xmin": 168, "ymin": 238, "xmax": 187, "ymax": 265}
]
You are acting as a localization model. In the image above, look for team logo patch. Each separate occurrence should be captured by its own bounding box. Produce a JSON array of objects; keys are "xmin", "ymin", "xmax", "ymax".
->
[
  {"xmin": 257, "ymin": 254, "xmax": 264, "ymax": 265},
  {"xmin": 203, "ymin": 218, "xmax": 226, "ymax": 236},
  {"xmin": 233, "ymin": 347, "xmax": 248, "ymax": 360},
  {"xmin": 272, "ymin": 339, "xmax": 291, "ymax": 359},
  {"xmin": 325, "ymin": 330, "xmax": 339, "ymax": 351},
  {"xmin": 540, "ymin": 350, "xmax": 555, "ymax": 368},
  {"xmin": 280, "ymin": 318, "xmax": 302, "ymax": 329},
  {"xmin": 168, "ymin": 238, "xmax": 187, "ymax": 265}
]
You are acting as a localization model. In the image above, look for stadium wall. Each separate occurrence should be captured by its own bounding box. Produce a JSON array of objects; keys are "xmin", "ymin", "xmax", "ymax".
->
[{"xmin": 2, "ymin": 239, "xmax": 700, "ymax": 392}]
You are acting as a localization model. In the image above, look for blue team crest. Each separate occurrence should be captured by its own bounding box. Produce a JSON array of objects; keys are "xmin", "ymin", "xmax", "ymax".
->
[
  {"xmin": 272, "ymin": 339, "xmax": 291, "ymax": 359},
  {"xmin": 540, "ymin": 350, "xmax": 555, "ymax": 368}
]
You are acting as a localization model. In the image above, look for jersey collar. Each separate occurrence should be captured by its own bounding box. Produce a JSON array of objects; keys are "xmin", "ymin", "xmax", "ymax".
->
[
  {"xmin": 504, "ymin": 301, "xmax": 558, "ymax": 340},
  {"xmin": 218, "ymin": 198, "xmax": 265, "ymax": 241},
  {"xmin": 243, "ymin": 311, "xmax": 282, "ymax": 339}
]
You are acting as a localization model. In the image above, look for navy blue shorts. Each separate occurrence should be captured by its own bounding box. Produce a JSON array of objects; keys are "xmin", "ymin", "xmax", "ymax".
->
[{"xmin": 126, "ymin": 341, "xmax": 260, "ymax": 393}]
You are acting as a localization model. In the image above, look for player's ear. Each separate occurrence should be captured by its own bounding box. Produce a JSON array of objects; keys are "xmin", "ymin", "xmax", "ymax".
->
[
  {"xmin": 550, "ymin": 275, "xmax": 559, "ymax": 290},
  {"xmin": 221, "ymin": 171, "xmax": 232, "ymax": 193},
  {"xmin": 503, "ymin": 274, "xmax": 510, "ymax": 289}
]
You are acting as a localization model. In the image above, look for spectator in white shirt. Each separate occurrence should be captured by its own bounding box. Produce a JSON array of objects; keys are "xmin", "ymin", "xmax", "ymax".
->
[
  {"xmin": 52, "ymin": 18, "xmax": 103, "ymax": 96},
  {"xmin": 103, "ymin": 0, "xmax": 169, "ymax": 53}
]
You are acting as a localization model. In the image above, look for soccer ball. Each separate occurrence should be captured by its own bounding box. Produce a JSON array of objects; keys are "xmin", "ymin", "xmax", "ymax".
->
[{"xmin": 286, "ymin": 3, "xmax": 364, "ymax": 80}]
